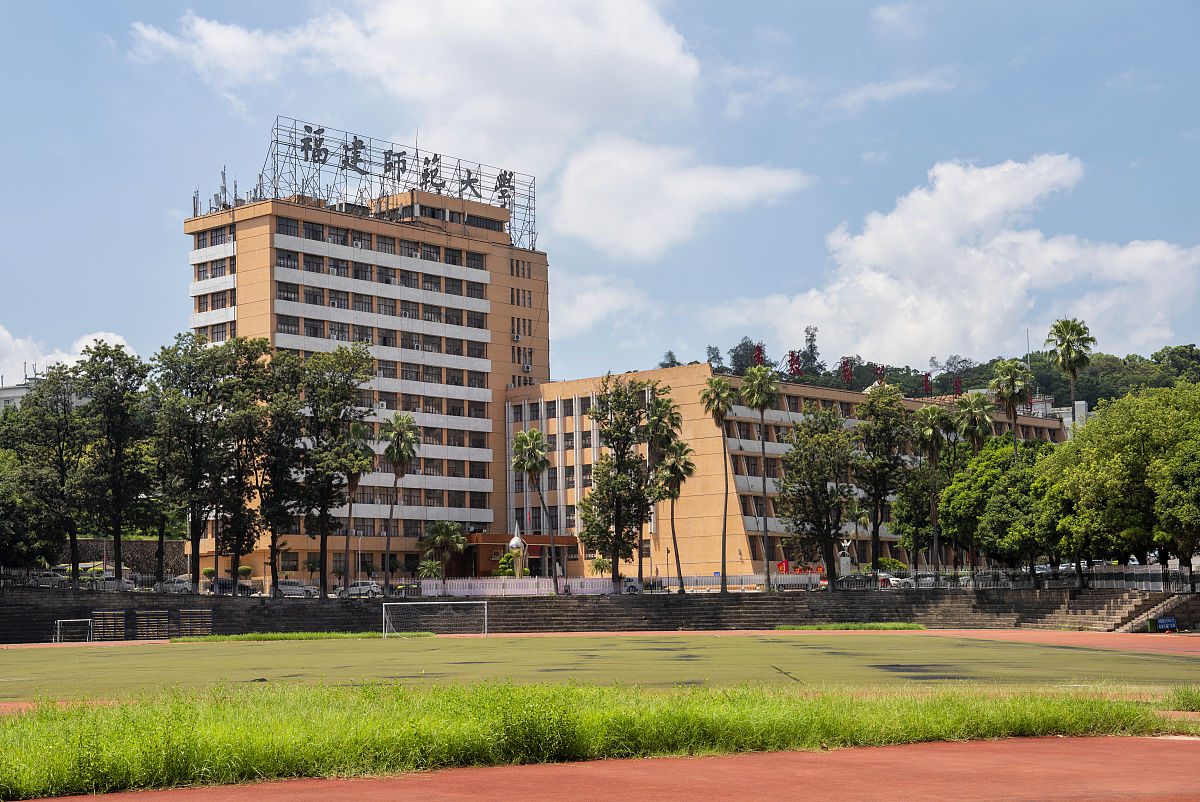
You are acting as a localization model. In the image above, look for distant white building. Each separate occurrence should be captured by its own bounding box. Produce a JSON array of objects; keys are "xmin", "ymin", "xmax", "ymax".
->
[{"xmin": 0, "ymin": 376, "xmax": 40, "ymax": 411}]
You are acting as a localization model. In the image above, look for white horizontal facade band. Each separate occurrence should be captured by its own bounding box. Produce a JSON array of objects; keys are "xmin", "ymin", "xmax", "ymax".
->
[
  {"xmin": 190, "ymin": 308, "xmax": 237, "ymax": 328},
  {"xmin": 272, "ymin": 296, "xmax": 492, "ymax": 345},
  {"xmin": 273, "ymin": 234, "xmax": 491, "ymax": 285},
  {"xmin": 189, "ymin": 274, "xmax": 237, "ymax": 296},
  {"xmin": 189, "ymin": 241, "xmax": 236, "ymax": 265}
]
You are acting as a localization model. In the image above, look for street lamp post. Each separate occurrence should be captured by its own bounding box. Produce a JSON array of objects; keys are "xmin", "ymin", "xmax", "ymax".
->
[{"xmin": 666, "ymin": 547, "xmax": 672, "ymax": 594}]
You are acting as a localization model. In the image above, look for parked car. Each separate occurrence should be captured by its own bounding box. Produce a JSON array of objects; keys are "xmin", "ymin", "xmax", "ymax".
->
[
  {"xmin": 154, "ymin": 575, "xmax": 193, "ymax": 594},
  {"xmin": 336, "ymin": 580, "xmax": 382, "ymax": 599},
  {"xmin": 878, "ymin": 572, "xmax": 914, "ymax": 589},
  {"xmin": 276, "ymin": 578, "xmax": 319, "ymax": 598},
  {"xmin": 88, "ymin": 575, "xmax": 134, "ymax": 592},
  {"xmin": 210, "ymin": 577, "xmax": 255, "ymax": 597},
  {"xmin": 27, "ymin": 571, "xmax": 67, "ymax": 588}
]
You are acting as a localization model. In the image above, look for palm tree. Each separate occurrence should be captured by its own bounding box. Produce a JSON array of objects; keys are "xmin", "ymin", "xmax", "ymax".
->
[
  {"xmin": 912, "ymin": 405, "xmax": 952, "ymax": 574},
  {"xmin": 644, "ymin": 389, "xmax": 683, "ymax": 584},
  {"xmin": 700, "ymin": 375, "xmax": 740, "ymax": 593},
  {"xmin": 660, "ymin": 439, "xmax": 696, "ymax": 594},
  {"xmin": 1045, "ymin": 317, "xmax": 1097, "ymax": 422},
  {"xmin": 511, "ymin": 427, "xmax": 558, "ymax": 593},
  {"xmin": 740, "ymin": 365, "xmax": 780, "ymax": 591},
  {"xmin": 341, "ymin": 421, "xmax": 377, "ymax": 592},
  {"xmin": 990, "ymin": 359, "xmax": 1034, "ymax": 457},
  {"xmin": 378, "ymin": 412, "xmax": 420, "ymax": 597},
  {"xmin": 954, "ymin": 392, "xmax": 994, "ymax": 455},
  {"xmin": 419, "ymin": 520, "xmax": 467, "ymax": 595}
]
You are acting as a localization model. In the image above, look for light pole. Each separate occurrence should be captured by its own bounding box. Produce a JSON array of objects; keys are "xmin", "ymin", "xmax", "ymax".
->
[{"xmin": 666, "ymin": 547, "xmax": 672, "ymax": 594}]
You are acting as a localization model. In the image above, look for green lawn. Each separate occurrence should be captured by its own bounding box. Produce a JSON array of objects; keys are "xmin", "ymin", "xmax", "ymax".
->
[{"xmin": 3, "ymin": 632, "xmax": 1199, "ymax": 702}]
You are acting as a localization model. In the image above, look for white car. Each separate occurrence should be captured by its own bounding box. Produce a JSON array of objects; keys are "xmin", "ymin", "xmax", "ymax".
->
[
  {"xmin": 88, "ymin": 575, "xmax": 134, "ymax": 592},
  {"xmin": 155, "ymin": 575, "xmax": 193, "ymax": 594},
  {"xmin": 336, "ymin": 580, "xmax": 382, "ymax": 598},
  {"xmin": 27, "ymin": 571, "xmax": 67, "ymax": 588},
  {"xmin": 276, "ymin": 578, "xmax": 320, "ymax": 598}
]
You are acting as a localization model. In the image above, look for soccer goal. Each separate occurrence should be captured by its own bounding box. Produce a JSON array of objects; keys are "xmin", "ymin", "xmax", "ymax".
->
[
  {"xmin": 53, "ymin": 618, "xmax": 93, "ymax": 643},
  {"xmin": 382, "ymin": 601, "xmax": 488, "ymax": 638}
]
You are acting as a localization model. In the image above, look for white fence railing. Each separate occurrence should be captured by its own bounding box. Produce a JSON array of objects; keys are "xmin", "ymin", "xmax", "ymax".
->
[{"xmin": 419, "ymin": 577, "xmax": 617, "ymax": 596}]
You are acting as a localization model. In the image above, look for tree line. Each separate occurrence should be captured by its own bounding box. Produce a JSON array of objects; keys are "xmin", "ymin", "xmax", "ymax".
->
[{"xmin": 0, "ymin": 333, "xmax": 452, "ymax": 599}]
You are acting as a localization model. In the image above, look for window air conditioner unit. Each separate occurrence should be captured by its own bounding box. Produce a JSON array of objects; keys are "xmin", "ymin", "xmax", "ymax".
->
[
  {"xmin": 506, "ymin": 383, "xmax": 514, "ymax": 389},
  {"xmin": 352, "ymin": 242, "xmax": 363, "ymax": 248},
  {"xmin": 385, "ymin": 278, "xmax": 396, "ymax": 285},
  {"xmin": 377, "ymin": 401, "xmax": 388, "ymax": 409},
  {"xmin": 401, "ymin": 311, "xmax": 410, "ymax": 318},
  {"xmin": 523, "ymin": 364, "xmax": 532, "ymax": 372},
  {"xmin": 512, "ymin": 333, "xmax": 521, "ymax": 342}
]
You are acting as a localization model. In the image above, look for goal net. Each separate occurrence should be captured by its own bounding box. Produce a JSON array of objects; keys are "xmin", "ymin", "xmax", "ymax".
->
[
  {"xmin": 54, "ymin": 618, "xmax": 93, "ymax": 643},
  {"xmin": 382, "ymin": 601, "xmax": 488, "ymax": 638}
]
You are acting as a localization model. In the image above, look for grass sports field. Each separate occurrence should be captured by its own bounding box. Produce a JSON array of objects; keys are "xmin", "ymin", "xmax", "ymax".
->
[
  {"xmin": 3, "ymin": 630, "xmax": 1200, "ymax": 701},
  {"xmin": 2, "ymin": 630, "xmax": 1199, "ymax": 798}
]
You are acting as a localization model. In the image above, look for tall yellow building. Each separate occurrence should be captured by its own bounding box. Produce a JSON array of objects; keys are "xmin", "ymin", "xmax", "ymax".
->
[{"xmin": 185, "ymin": 118, "xmax": 550, "ymax": 583}]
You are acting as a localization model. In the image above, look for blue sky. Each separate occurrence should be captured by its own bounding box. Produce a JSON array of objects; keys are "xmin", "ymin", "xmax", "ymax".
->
[{"xmin": 1, "ymin": 1, "xmax": 1198, "ymax": 382}]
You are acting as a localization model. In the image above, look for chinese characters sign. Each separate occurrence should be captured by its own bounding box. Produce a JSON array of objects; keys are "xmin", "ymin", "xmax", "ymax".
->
[{"xmin": 260, "ymin": 117, "xmax": 537, "ymax": 248}]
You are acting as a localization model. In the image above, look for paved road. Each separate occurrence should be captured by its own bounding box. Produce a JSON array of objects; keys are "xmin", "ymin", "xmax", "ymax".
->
[{"xmin": 53, "ymin": 737, "xmax": 1200, "ymax": 801}]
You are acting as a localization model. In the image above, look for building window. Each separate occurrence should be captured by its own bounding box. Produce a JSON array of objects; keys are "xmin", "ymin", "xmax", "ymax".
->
[
  {"xmin": 209, "ymin": 259, "xmax": 227, "ymax": 278},
  {"xmin": 582, "ymin": 464, "xmax": 592, "ymax": 488},
  {"xmin": 444, "ymin": 278, "xmax": 463, "ymax": 296},
  {"xmin": 468, "ymin": 401, "xmax": 486, "ymax": 419},
  {"xmin": 545, "ymin": 401, "xmax": 557, "ymax": 419},
  {"xmin": 276, "ymin": 250, "xmax": 299, "ymax": 270},
  {"xmin": 329, "ymin": 322, "xmax": 350, "ymax": 341},
  {"xmin": 466, "ymin": 340, "xmax": 484, "ymax": 359},
  {"xmin": 444, "ymin": 308, "xmax": 463, "ymax": 326},
  {"xmin": 353, "ymin": 262, "xmax": 373, "ymax": 281},
  {"xmin": 466, "ymin": 214, "xmax": 504, "ymax": 232},
  {"xmin": 466, "ymin": 252, "xmax": 485, "ymax": 271},
  {"xmin": 209, "ymin": 228, "xmax": 227, "ymax": 246},
  {"xmin": 276, "ymin": 217, "xmax": 298, "ymax": 237},
  {"xmin": 376, "ymin": 266, "xmax": 395, "ymax": 285},
  {"xmin": 564, "ymin": 399, "xmax": 574, "ymax": 417},
  {"xmin": 423, "ymin": 397, "xmax": 443, "ymax": 415},
  {"xmin": 443, "ymin": 248, "xmax": 463, "ymax": 266},
  {"xmin": 277, "ymin": 282, "xmax": 299, "ymax": 302},
  {"xmin": 210, "ymin": 323, "xmax": 228, "ymax": 343},
  {"xmin": 351, "ymin": 231, "xmax": 371, "ymax": 249},
  {"xmin": 196, "ymin": 295, "xmax": 209, "ymax": 313},
  {"xmin": 421, "ymin": 244, "xmax": 440, "ymax": 261},
  {"xmin": 399, "ymin": 270, "xmax": 419, "ymax": 289},
  {"xmin": 304, "ymin": 287, "xmax": 324, "ymax": 306},
  {"xmin": 304, "ymin": 319, "xmax": 324, "ymax": 338},
  {"xmin": 469, "ymin": 431, "xmax": 487, "ymax": 449},
  {"xmin": 195, "ymin": 231, "xmax": 208, "ymax": 249},
  {"xmin": 422, "ymin": 305, "xmax": 442, "ymax": 323},
  {"xmin": 328, "ymin": 226, "xmax": 348, "ymax": 246},
  {"xmin": 329, "ymin": 290, "xmax": 349, "ymax": 309},
  {"xmin": 304, "ymin": 255, "xmax": 324, "ymax": 273},
  {"xmin": 353, "ymin": 325, "xmax": 373, "ymax": 344},
  {"xmin": 376, "ymin": 235, "xmax": 395, "ymax": 254},
  {"xmin": 422, "ymin": 334, "xmax": 442, "ymax": 353},
  {"xmin": 325, "ymin": 258, "xmax": 346, "ymax": 277},
  {"xmin": 303, "ymin": 222, "xmax": 324, "ymax": 241},
  {"xmin": 423, "ymin": 274, "xmax": 441, "ymax": 293},
  {"xmin": 421, "ymin": 365, "xmax": 441, "ymax": 384},
  {"xmin": 513, "ymin": 474, "xmax": 525, "ymax": 493},
  {"xmin": 582, "ymin": 431, "xmax": 592, "ymax": 449},
  {"xmin": 277, "ymin": 315, "xmax": 300, "ymax": 335},
  {"xmin": 466, "ymin": 311, "xmax": 486, "ymax": 329},
  {"xmin": 467, "ymin": 371, "xmax": 487, "ymax": 389},
  {"xmin": 377, "ymin": 297, "xmax": 396, "ymax": 317},
  {"xmin": 398, "ymin": 239, "xmax": 419, "ymax": 258},
  {"xmin": 352, "ymin": 294, "xmax": 373, "ymax": 313},
  {"xmin": 281, "ymin": 551, "xmax": 299, "ymax": 572}
]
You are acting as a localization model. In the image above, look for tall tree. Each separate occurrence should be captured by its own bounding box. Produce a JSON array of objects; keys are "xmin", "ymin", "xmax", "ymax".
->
[
  {"xmin": 658, "ymin": 350, "xmax": 682, "ymax": 369},
  {"xmin": 341, "ymin": 421, "xmax": 377, "ymax": 590},
  {"xmin": 799, "ymin": 325, "xmax": 826, "ymax": 374},
  {"xmin": 644, "ymin": 386, "xmax": 682, "ymax": 584},
  {"xmin": 420, "ymin": 519, "xmax": 467, "ymax": 595},
  {"xmin": 76, "ymin": 342, "xmax": 150, "ymax": 586},
  {"xmin": 776, "ymin": 403, "xmax": 856, "ymax": 591},
  {"xmin": 10, "ymin": 365, "xmax": 86, "ymax": 587},
  {"xmin": 990, "ymin": 359, "xmax": 1034, "ymax": 457},
  {"xmin": 586, "ymin": 373, "xmax": 655, "ymax": 591},
  {"xmin": 854, "ymin": 383, "xmax": 910, "ymax": 575},
  {"xmin": 1045, "ymin": 317, "xmax": 1097, "ymax": 418},
  {"xmin": 954, "ymin": 392, "xmax": 994, "ymax": 456},
  {"xmin": 511, "ymin": 427, "xmax": 559, "ymax": 593},
  {"xmin": 254, "ymin": 349, "xmax": 307, "ymax": 598},
  {"xmin": 299, "ymin": 344, "xmax": 375, "ymax": 599},
  {"xmin": 379, "ymin": 412, "xmax": 420, "ymax": 596},
  {"xmin": 740, "ymin": 365, "xmax": 779, "ymax": 590},
  {"xmin": 705, "ymin": 345, "xmax": 725, "ymax": 371},
  {"xmin": 659, "ymin": 438, "xmax": 695, "ymax": 593},
  {"xmin": 727, "ymin": 337, "xmax": 775, "ymax": 375},
  {"xmin": 150, "ymin": 333, "xmax": 229, "ymax": 593},
  {"xmin": 576, "ymin": 454, "xmax": 655, "ymax": 590},
  {"xmin": 911, "ymin": 404, "xmax": 953, "ymax": 573},
  {"xmin": 699, "ymin": 374, "xmax": 740, "ymax": 592}
]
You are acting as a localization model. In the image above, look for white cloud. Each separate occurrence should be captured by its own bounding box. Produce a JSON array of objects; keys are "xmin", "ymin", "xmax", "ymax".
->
[
  {"xmin": 1107, "ymin": 67, "xmax": 1163, "ymax": 94},
  {"xmin": 550, "ymin": 271, "xmax": 654, "ymax": 340},
  {"xmin": 828, "ymin": 68, "xmax": 956, "ymax": 114},
  {"xmin": 716, "ymin": 65, "xmax": 809, "ymax": 120},
  {"xmin": 0, "ymin": 325, "xmax": 131, "ymax": 385},
  {"xmin": 701, "ymin": 154, "xmax": 1200, "ymax": 366},
  {"xmin": 870, "ymin": 3, "xmax": 923, "ymax": 38},
  {"xmin": 549, "ymin": 134, "xmax": 813, "ymax": 261},
  {"xmin": 861, "ymin": 149, "xmax": 889, "ymax": 163},
  {"xmin": 128, "ymin": 2, "xmax": 700, "ymax": 178}
]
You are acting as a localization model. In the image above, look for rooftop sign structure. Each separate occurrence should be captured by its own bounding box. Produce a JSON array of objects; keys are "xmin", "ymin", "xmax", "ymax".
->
[{"xmin": 197, "ymin": 116, "xmax": 538, "ymax": 249}]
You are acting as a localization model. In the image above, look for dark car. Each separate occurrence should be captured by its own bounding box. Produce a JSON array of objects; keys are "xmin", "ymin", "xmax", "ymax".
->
[{"xmin": 210, "ymin": 577, "xmax": 255, "ymax": 597}]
